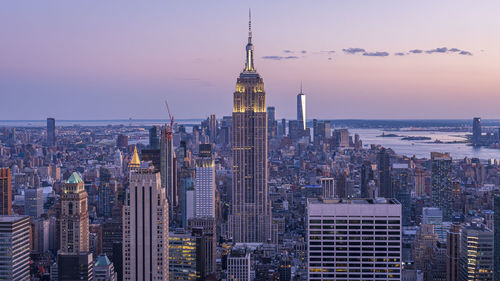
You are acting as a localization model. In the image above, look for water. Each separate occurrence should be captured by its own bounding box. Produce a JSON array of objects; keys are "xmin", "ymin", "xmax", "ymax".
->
[{"xmin": 351, "ymin": 128, "xmax": 500, "ymax": 160}]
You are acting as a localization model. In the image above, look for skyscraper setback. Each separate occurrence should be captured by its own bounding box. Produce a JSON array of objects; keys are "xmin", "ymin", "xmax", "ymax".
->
[{"xmin": 229, "ymin": 13, "xmax": 272, "ymax": 243}]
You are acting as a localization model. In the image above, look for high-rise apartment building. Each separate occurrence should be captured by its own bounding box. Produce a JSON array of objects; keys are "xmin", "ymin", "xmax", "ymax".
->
[
  {"xmin": 195, "ymin": 144, "xmax": 215, "ymax": 218},
  {"xmin": 0, "ymin": 216, "xmax": 31, "ymax": 281},
  {"xmin": 229, "ymin": 13, "xmax": 272, "ymax": 243},
  {"xmin": 320, "ymin": 177, "xmax": 335, "ymax": 199},
  {"xmin": 307, "ymin": 198, "xmax": 402, "ymax": 281},
  {"xmin": 25, "ymin": 187, "xmax": 43, "ymax": 218},
  {"xmin": 60, "ymin": 172, "xmax": 89, "ymax": 254},
  {"xmin": 297, "ymin": 86, "xmax": 306, "ymax": 131},
  {"xmin": 123, "ymin": 169, "xmax": 169, "ymax": 281},
  {"xmin": 431, "ymin": 152, "xmax": 453, "ymax": 220},
  {"xmin": 458, "ymin": 223, "xmax": 494, "ymax": 280},
  {"xmin": 472, "ymin": 117, "xmax": 481, "ymax": 146},
  {"xmin": 0, "ymin": 168, "xmax": 12, "ymax": 215},
  {"xmin": 47, "ymin": 117, "xmax": 56, "ymax": 146},
  {"xmin": 208, "ymin": 114, "xmax": 217, "ymax": 143}
]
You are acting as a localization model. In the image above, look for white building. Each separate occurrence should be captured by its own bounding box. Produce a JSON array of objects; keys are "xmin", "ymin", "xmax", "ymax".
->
[
  {"xmin": 227, "ymin": 248, "xmax": 251, "ymax": 281},
  {"xmin": 195, "ymin": 144, "xmax": 215, "ymax": 218},
  {"xmin": 307, "ymin": 198, "xmax": 402, "ymax": 281},
  {"xmin": 123, "ymin": 169, "xmax": 169, "ymax": 281},
  {"xmin": 0, "ymin": 216, "xmax": 31, "ymax": 281},
  {"xmin": 320, "ymin": 177, "xmax": 335, "ymax": 199}
]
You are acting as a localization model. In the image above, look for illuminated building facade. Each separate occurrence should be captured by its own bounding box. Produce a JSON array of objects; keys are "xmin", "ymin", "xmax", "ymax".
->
[
  {"xmin": 307, "ymin": 198, "xmax": 402, "ymax": 281},
  {"xmin": 458, "ymin": 223, "xmax": 494, "ymax": 281},
  {"xmin": 168, "ymin": 229, "xmax": 201, "ymax": 281},
  {"xmin": 0, "ymin": 167, "xmax": 12, "ymax": 215},
  {"xmin": 195, "ymin": 144, "xmax": 215, "ymax": 218},
  {"xmin": 229, "ymin": 12, "xmax": 271, "ymax": 243}
]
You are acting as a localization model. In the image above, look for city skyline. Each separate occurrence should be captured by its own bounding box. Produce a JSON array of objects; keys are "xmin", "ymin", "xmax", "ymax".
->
[{"xmin": 1, "ymin": 1, "xmax": 500, "ymax": 120}]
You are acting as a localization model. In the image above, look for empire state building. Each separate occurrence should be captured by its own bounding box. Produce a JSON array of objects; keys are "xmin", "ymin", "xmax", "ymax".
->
[{"xmin": 230, "ymin": 12, "xmax": 271, "ymax": 243}]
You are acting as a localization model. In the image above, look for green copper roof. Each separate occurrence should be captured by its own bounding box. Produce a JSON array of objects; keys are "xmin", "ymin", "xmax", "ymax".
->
[
  {"xmin": 66, "ymin": 172, "xmax": 83, "ymax": 184},
  {"xmin": 95, "ymin": 254, "xmax": 111, "ymax": 267}
]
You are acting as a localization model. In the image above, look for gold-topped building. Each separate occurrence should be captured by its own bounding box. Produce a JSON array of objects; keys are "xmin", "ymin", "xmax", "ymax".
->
[
  {"xmin": 128, "ymin": 146, "xmax": 141, "ymax": 170},
  {"xmin": 229, "ymin": 11, "xmax": 271, "ymax": 243}
]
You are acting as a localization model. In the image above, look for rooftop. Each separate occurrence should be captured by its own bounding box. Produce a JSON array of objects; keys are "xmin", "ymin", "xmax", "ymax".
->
[
  {"xmin": 308, "ymin": 198, "xmax": 399, "ymax": 205},
  {"xmin": 66, "ymin": 172, "xmax": 83, "ymax": 184},
  {"xmin": 0, "ymin": 215, "xmax": 29, "ymax": 223}
]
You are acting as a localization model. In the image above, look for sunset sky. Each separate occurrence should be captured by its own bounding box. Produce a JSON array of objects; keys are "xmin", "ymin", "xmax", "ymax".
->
[{"xmin": 1, "ymin": 0, "xmax": 499, "ymax": 120}]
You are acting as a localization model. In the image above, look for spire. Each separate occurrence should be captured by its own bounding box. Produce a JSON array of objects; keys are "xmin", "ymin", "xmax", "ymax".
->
[
  {"xmin": 129, "ymin": 146, "xmax": 141, "ymax": 168},
  {"xmin": 244, "ymin": 9, "xmax": 255, "ymax": 72},
  {"xmin": 300, "ymin": 81, "xmax": 303, "ymax": 94}
]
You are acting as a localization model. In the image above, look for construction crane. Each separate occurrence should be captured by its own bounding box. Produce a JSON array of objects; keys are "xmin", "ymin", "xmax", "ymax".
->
[{"xmin": 164, "ymin": 100, "xmax": 174, "ymax": 139}]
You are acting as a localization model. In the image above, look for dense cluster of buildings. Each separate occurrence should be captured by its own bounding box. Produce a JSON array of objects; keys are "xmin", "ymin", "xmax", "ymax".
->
[{"xmin": 0, "ymin": 16, "xmax": 499, "ymax": 281}]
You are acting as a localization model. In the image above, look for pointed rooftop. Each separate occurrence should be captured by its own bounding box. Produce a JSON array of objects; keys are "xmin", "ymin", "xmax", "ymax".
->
[
  {"xmin": 66, "ymin": 172, "xmax": 83, "ymax": 184},
  {"xmin": 95, "ymin": 254, "xmax": 112, "ymax": 267},
  {"xmin": 129, "ymin": 146, "xmax": 141, "ymax": 167}
]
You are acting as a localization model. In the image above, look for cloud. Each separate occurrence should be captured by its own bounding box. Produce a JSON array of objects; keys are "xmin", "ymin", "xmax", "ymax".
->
[
  {"xmin": 342, "ymin": 48, "xmax": 366, "ymax": 54},
  {"xmin": 449, "ymin": 48, "xmax": 461, "ymax": 52},
  {"xmin": 426, "ymin": 47, "xmax": 448, "ymax": 54},
  {"xmin": 409, "ymin": 49, "xmax": 423, "ymax": 54},
  {"xmin": 363, "ymin": 51, "xmax": 389, "ymax": 57},
  {"xmin": 394, "ymin": 52, "xmax": 405, "ymax": 56},
  {"xmin": 459, "ymin": 50, "xmax": 472, "ymax": 56},
  {"xmin": 301, "ymin": 50, "xmax": 307, "ymax": 54},
  {"xmin": 283, "ymin": 50, "xmax": 293, "ymax": 53},
  {"xmin": 328, "ymin": 57, "xmax": 333, "ymax": 60},
  {"xmin": 262, "ymin": 55, "xmax": 299, "ymax": 60}
]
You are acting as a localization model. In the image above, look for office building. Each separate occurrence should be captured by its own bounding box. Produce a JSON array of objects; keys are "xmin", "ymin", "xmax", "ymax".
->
[
  {"xmin": 307, "ymin": 198, "xmax": 402, "ymax": 281},
  {"xmin": 47, "ymin": 117, "xmax": 56, "ymax": 146},
  {"xmin": 360, "ymin": 161, "xmax": 374, "ymax": 198},
  {"xmin": 458, "ymin": 223, "xmax": 494, "ymax": 280},
  {"xmin": 195, "ymin": 144, "xmax": 215, "ymax": 218},
  {"xmin": 60, "ymin": 172, "xmax": 89, "ymax": 254},
  {"xmin": 25, "ymin": 187, "xmax": 43, "ymax": 218},
  {"xmin": 58, "ymin": 252, "xmax": 94, "ymax": 281},
  {"xmin": 188, "ymin": 217, "xmax": 217, "ymax": 276},
  {"xmin": 168, "ymin": 229, "xmax": 201, "ymax": 281},
  {"xmin": 267, "ymin": 106, "xmax": 277, "ymax": 138},
  {"xmin": 208, "ymin": 114, "xmax": 217, "ymax": 143},
  {"xmin": 229, "ymin": 14, "xmax": 272, "ymax": 243},
  {"xmin": 320, "ymin": 177, "xmax": 335, "ymax": 199},
  {"xmin": 123, "ymin": 169, "xmax": 169, "ymax": 281},
  {"xmin": 446, "ymin": 224, "xmax": 460, "ymax": 281},
  {"xmin": 227, "ymin": 248, "xmax": 251, "ymax": 281},
  {"xmin": 149, "ymin": 125, "xmax": 160, "ymax": 149},
  {"xmin": 0, "ymin": 168, "xmax": 12, "ymax": 215},
  {"xmin": 0, "ymin": 216, "xmax": 30, "ymax": 281},
  {"xmin": 411, "ymin": 224, "xmax": 437, "ymax": 279},
  {"xmin": 94, "ymin": 254, "xmax": 117, "ymax": 281},
  {"xmin": 116, "ymin": 134, "xmax": 128, "ymax": 149},
  {"xmin": 431, "ymin": 152, "xmax": 453, "ymax": 220},
  {"xmin": 472, "ymin": 117, "xmax": 481, "ymax": 146},
  {"xmin": 378, "ymin": 148, "xmax": 392, "ymax": 198},
  {"xmin": 297, "ymin": 85, "xmax": 306, "ymax": 131}
]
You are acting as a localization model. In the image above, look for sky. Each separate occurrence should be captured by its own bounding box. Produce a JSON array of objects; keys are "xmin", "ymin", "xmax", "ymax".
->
[{"xmin": 1, "ymin": 0, "xmax": 500, "ymax": 120}]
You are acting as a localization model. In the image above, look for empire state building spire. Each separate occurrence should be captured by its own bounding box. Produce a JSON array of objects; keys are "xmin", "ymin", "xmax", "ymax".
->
[{"xmin": 244, "ymin": 9, "xmax": 255, "ymax": 72}]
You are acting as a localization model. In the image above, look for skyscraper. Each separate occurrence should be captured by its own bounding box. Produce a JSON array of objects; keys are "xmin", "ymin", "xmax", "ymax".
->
[
  {"xmin": 297, "ymin": 85, "xmax": 306, "ymax": 131},
  {"xmin": 195, "ymin": 144, "xmax": 215, "ymax": 218},
  {"xmin": 227, "ymin": 248, "xmax": 251, "ymax": 281},
  {"xmin": 307, "ymin": 198, "xmax": 402, "ymax": 281},
  {"xmin": 59, "ymin": 172, "xmax": 93, "ymax": 281},
  {"xmin": 123, "ymin": 169, "xmax": 169, "ymax": 281},
  {"xmin": 472, "ymin": 117, "xmax": 481, "ymax": 146},
  {"xmin": 208, "ymin": 114, "xmax": 217, "ymax": 143},
  {"xmin": 60, "ymin": 172, "xmax": 89, "ymax": 254},
  {"xmin": 0, "ymin": 167, "xmax": 12, "ymax": 215},
  {"xmin": 94, "ymin": 254, "xmax": 118, "ymax": 281},
  {"xmin": 267, "ymin": 106, "xmax": 277, "ymax": 138},
  {"xmin": 161, "ymin": 124, "xmax": 177, "ymax": 213},
  {"xmin": 458, "ymin": 223, "xmax": 494, "ymax": 280},
  {"xmin": 149, "ymin": 125, "xmax": 160, "ymax": 149},
  {"xmin": 168, "ymin": 228, "xmax": 202, "ymax": 281},
  {"xmin": 378, "ymin": 148, "xmax": 392, "ymax": 198},
  {"xmin": 0, "ymin": 216, "xmax": 31, "ymax": 281},
  {"xmin": 360, "ymin": 161, "xmax": 374, "ymax": 198},
  {"xmin": 431, "ymin": 152, "xmax": 453, "ymax": 220},
  {"xmin": 446, "ymin": 223, "xmax": 461, "ymax": 281},
  {"xmin": 47, "ymin": 117, "xmax": 56, "ymax": 146},
  {"xmin": 229, "ymin": 12, "xmax": 272, "ymax": 243}
]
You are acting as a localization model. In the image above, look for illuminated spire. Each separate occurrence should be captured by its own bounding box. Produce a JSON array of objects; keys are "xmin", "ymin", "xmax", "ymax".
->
[
  {"xmin": 129, "ymin": 146, "xmax": 141, "ymax": 168},
  {"xmin": 244, "ymin": 9, "xmax": 255, "ymax": 72}
]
